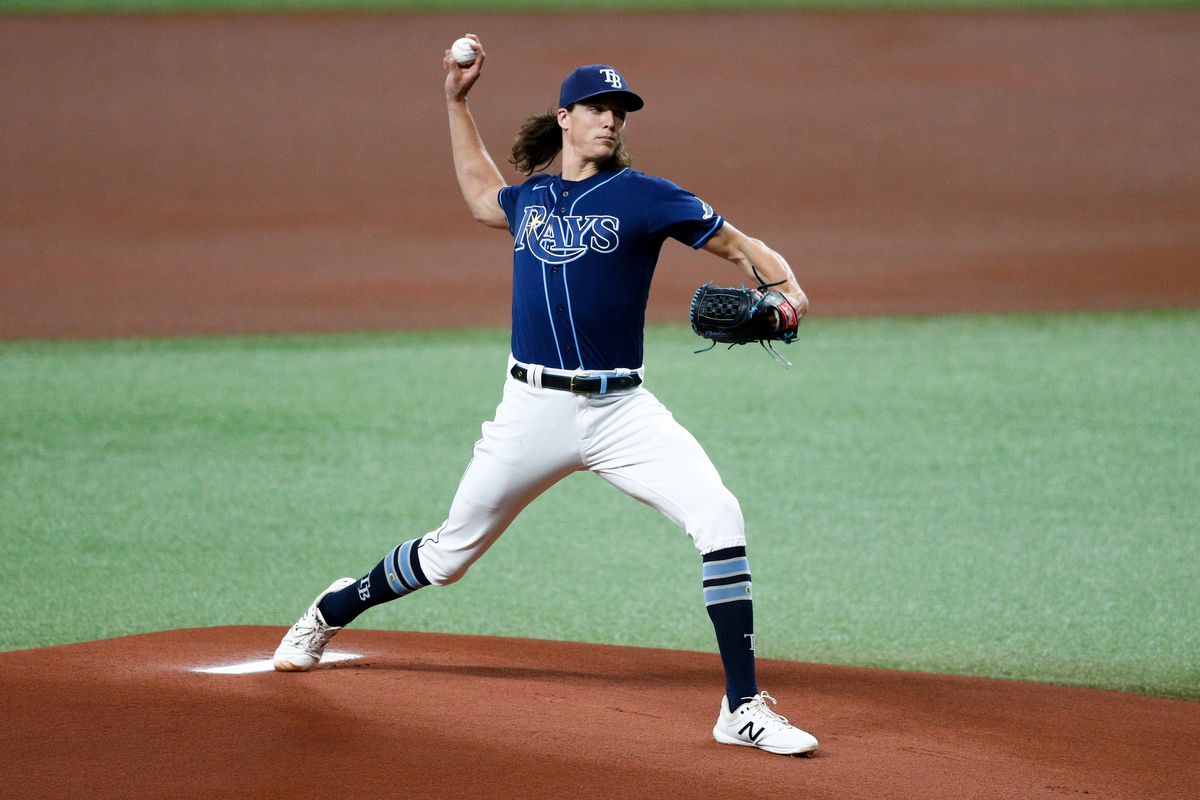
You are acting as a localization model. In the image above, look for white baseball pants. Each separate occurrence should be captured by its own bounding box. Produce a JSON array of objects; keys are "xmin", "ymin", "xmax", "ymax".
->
[{"xmin": 415, "ymin": 358, "xmax": 746, "ymax": 585}]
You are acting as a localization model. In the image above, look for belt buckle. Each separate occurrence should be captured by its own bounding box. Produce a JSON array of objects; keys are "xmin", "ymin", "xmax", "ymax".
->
[{"xmin": 569, "ymin": 374, "xmax": 587, "ymax": 394}]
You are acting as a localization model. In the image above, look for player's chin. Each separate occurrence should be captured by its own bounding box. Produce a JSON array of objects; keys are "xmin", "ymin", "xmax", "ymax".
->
[{"xmin": 592, "ymin": 139, "xmax": 619, "ymax": 156}]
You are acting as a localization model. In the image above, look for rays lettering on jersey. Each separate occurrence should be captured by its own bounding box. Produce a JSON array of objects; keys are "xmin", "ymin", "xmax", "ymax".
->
[{"xmin": 513, "ymin": 205, "xmax": 620, "ymax": 266}]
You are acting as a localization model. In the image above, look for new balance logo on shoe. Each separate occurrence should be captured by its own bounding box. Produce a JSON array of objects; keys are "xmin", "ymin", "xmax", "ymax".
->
[
  {"xmin": 713, "ymin": 692, "xmax": 819, "ymax": 756},
  {"xmin": 739, "ymin": 721, "xmax": 765, "ymax": 742}
]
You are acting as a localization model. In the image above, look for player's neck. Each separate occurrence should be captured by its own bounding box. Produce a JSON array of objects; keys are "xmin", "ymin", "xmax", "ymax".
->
[{"xmin": 559, "ymin": 149, "xmax": 602, "ymax": 183}]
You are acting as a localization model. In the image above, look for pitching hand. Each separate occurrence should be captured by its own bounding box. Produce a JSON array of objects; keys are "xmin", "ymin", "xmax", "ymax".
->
[{"xmin": 444, "ymin": 34, "xmax": 485, "ymax": 102}]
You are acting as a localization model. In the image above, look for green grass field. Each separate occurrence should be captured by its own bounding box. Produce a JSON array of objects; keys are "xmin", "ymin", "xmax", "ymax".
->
[{"xmin": 2, "ymin": 311, "xmax": 1197, "ymax": 699}]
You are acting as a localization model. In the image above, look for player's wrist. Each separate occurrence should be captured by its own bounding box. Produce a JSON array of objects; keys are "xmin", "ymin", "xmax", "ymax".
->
[{"xmin": 784, "ymin": 292, "xmax": 808, "ymax": 318}]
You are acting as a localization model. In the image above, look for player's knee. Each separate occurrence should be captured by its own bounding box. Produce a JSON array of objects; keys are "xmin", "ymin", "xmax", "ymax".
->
[
  {"xmin": 429, "ymin": 564, "xmax": 469, "ymax": 587},
  {"xmin": 414, "ymin": 545, "xmax": 473, "ymax": 587},
  {"xmin": 419, "ymin": 558, "xmax": 468, "ymax": 587},
  {"xmin": 689, "ymin": 488, "xmax": 745, "ymax": 552}
]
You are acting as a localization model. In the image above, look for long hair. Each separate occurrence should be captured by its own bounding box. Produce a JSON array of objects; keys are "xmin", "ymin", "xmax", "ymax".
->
[{"xmin": 509, "ymin": 108, "xmax": 632, "ymax": 176}]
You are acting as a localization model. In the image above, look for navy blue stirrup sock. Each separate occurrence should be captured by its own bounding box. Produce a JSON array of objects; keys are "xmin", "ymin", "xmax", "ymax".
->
[
  {"xmin": 318, "ymin": 538, "xmax": 430, "ymax": 628},
  {"xmin": 703, "ymin": 546, "xmax": 758, "ymax": 710}
]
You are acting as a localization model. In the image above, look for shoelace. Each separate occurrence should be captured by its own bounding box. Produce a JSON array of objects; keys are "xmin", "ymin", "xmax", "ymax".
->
[
  {"xmin": 741, "ymin": 691, "xmax": 791, "ymax": 727},
  {"xmin": 290, "ymin": 611, "xmax": 327, "ymax": 645}
]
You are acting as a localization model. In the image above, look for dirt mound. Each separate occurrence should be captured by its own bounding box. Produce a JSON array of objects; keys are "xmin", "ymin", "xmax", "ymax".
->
[{"xmin": 1, "ymin": 627, "xmax": 1196, "ymax": 799}]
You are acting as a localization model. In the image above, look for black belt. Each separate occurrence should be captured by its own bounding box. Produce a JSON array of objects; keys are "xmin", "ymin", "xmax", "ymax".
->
[{"xmin": 510, "ymin": 364, "xmax": 642, "ymax": 395}]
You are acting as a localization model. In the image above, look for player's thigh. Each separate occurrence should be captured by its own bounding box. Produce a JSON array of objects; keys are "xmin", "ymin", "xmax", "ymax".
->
[
  {"xmin": 420, "ymin": 379, "xmax": 582, "ymax": 582},
  {"xmin": 462, "ymin": 377, "xmax": 583, "ymax": 504},
  {"xmin": 587, "ymin": 389, "xmax": 745, "ymax": 554}
]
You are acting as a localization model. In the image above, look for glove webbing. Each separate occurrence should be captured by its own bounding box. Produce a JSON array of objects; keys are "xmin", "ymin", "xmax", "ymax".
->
[{"xmin": 693, "ymin": 264, "xmax": 797, "ymax": 367}]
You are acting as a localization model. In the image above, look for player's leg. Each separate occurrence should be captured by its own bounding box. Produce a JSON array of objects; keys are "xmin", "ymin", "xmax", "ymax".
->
[
  {"xmin": 586, "ymin": 388, "xmax": 817, "ymax": 754},
  {"xmin": 581, "ymin": 389, "xmax": 746, "ymax": 551},
  {"xmin": 402, "ymin": 376, "xmax": 585, "ymax": 585},
  {"xmin": 275, "ymin": 375, "xmax": 583, "ymax": 671},
  {"xmin": 700, "ymin": 545, "xmax": 757, "ymax": 710},
  {"xmin": 700, "ymin": 547, "xmax": 815, "ymax": 754},
  {"xmin": 322, "ymin": 425, "xmax": 579, "ymax": 622},
  {"xmin": 584, "ymin": 389, "xmax": 755, "ymax": 701}
]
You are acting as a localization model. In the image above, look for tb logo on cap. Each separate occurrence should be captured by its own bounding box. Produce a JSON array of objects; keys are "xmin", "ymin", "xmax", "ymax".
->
[{"xmin": 600, "ymin": 68, "xmax": 624, "ymax": 89}]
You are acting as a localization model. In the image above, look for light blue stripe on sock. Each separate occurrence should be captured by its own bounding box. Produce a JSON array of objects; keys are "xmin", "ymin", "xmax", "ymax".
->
[
  {"xmin": 703, "ymin": 557, "xmax": 750, "ymax": 580},
  {"xmin": 384, "ymin": 544, "xmax": 412, "ymax": 597},
  {"xmin": 704, "ymin": 581, "xmax": 753, "ymax": 606},
  {"xmin": 398, "ymin": 539, "xmax": 420, "ymax": 591}
]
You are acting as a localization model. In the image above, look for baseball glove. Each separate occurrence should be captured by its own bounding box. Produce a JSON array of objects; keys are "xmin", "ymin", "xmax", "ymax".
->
[{"xmin": 689, "ymin": 280, "xmax": 800, "ymax": 364}]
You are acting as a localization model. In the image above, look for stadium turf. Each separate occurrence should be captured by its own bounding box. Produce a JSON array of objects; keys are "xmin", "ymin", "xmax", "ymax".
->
[{"xmin": 2, "ymin": 311, "xmax": 1197, "ymax": 698}]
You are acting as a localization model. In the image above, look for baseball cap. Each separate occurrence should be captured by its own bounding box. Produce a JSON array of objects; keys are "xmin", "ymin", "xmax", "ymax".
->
[{"xmin": 558, "ymin": 65, "xmax": 645, "ymax": 112}]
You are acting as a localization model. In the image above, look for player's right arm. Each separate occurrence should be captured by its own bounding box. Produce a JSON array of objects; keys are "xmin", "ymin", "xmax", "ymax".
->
[{"xmin": 443, "ymin": 35, "xmax": 508, "ymax": 229}]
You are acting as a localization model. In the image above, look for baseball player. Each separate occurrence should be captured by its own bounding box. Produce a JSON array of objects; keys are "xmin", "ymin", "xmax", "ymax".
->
[{"xmin": 274, "ymin": 34, "xmax": 818, "ymax": 757}]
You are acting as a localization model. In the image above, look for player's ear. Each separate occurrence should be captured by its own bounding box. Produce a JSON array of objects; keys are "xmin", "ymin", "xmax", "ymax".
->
[{"xmin": 557, "ymin": 106, "xmax": 570, "ymax": 130}]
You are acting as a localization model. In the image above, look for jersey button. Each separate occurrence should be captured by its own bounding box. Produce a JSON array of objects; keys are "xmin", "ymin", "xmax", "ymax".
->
[
  {"xmin": 562, "ymin": 191, "xmax": 569, "ymax": 196},
  {"xmin": 560, "ymin": 207, "xmax": 566, "ymax": 213},
  {"xmin": 557, "ymin": 304, "xmax": 565, "ymax": 312},
  {"xmin": 551, "ymin": 266, "xmax": 559, "ymax": 274}
]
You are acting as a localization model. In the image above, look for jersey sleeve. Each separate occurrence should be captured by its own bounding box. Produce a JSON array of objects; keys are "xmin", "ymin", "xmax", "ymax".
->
[
  {"xmin": 497, "ymin": 184, "xmax": 518, "ymax": 235},
  {"xmin": 646, "ymin": 177, "xmax": 725, "ymax": 249}
]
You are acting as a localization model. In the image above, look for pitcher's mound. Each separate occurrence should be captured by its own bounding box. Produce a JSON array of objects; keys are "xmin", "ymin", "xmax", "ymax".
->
[{"xmin": 1, "ymin": 627, "xmax": 1195, "ymax": 799}]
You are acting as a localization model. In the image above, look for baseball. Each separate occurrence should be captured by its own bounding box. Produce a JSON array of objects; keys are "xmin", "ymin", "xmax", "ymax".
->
[{"xmin": 451, "ymin": 37, "xmax": 477, "ymax": 66}]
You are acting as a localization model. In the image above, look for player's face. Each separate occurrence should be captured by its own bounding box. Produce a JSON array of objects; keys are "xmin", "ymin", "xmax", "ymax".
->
[{"xmin": 559, "ymin": 100, "xmax": 627, "ymax": 163}]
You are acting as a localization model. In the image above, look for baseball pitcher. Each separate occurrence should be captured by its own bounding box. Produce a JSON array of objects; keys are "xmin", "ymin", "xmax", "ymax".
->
[{"xmin": 273, "ymin": 34, "xmax": 817, "ymax": 757}]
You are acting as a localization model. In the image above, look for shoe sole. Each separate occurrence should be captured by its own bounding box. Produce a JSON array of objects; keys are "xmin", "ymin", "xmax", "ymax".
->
[
  {"xmin": 713, "ymin": 725, "xmax": 819, "ymax": 756},
  {"xmin": 273, "ymin": 658, "xmax": 313, "ymax": 672}
]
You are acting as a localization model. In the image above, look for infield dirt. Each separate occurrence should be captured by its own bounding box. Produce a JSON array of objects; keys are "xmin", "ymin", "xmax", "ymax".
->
[
  {"xmin": 1, "ymin": 11, "xmax": 1198, "ymax": 800},
  {"xmin": 3, "ymin": 627, "xmax": 1199, "ymax": 799}
]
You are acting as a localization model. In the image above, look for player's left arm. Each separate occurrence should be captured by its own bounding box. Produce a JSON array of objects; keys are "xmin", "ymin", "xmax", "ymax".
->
[{"xmin": 701, "ymin": 222, "xmax": 809, "ymax": 319}]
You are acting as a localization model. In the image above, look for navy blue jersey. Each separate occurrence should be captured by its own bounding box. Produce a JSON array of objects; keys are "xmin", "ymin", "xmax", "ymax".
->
[{"xmin": 497, "ymin": 168, "xmax": 724, "ymax": 371}]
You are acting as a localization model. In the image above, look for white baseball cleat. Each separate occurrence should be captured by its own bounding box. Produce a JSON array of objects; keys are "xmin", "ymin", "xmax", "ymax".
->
[
  {"xmin": 712, "ymin": 691, "xmax": 819, "ymax": 756},
  {"xmin": 273, "ymin": 577, "xmax": 356, "ymax": 672}
]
